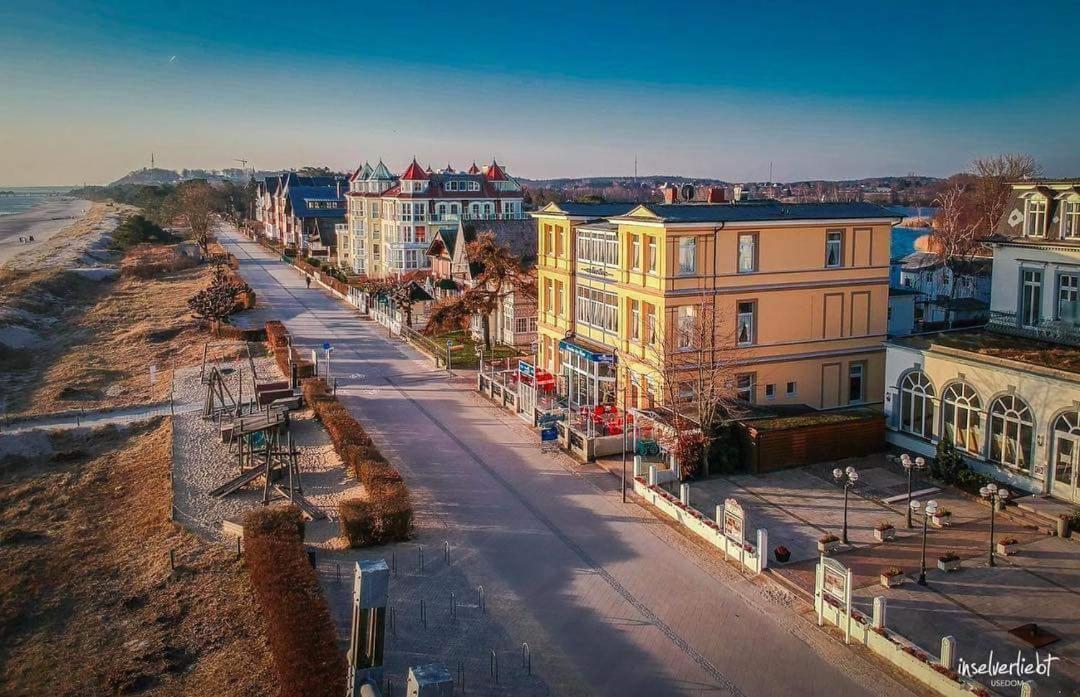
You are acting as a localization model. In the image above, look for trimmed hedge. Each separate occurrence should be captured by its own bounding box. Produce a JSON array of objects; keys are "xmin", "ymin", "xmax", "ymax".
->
[
  {"xmin": 265, "ymin": 321, "xmax": 315, "ymax": 379},
  {"xmin": 300, "ymin": 377, "xmax": 413, "ymax": 546},
  {"xmin": 243, "ymin": 506, "xmax": 345, "ymax": 697}
]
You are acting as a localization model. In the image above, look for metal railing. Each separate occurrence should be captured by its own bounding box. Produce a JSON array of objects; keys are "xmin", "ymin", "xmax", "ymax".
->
[{"xmin": 987, "ymin": 310, "xmax": 1080, "ymax": 347}]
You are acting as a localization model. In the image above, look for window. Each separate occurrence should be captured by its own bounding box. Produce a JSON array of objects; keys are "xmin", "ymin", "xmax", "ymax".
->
[
  {"xmin": 825, "ymin": 231, "xmax": 843, "ymax": 268},
  {"xmin": 647, "ymin": 236, "xmax": 657, "ymax": 273},
  {"xmin": 543, "ymin": 278, "xmax": 553, "ymax": 315},
  {"xmin": 735, "ymin": 374, "xmax": 754, "ymax": 403},
  {"xmin": 555, "ymin": 281, "xmax": 564, "ymax": 317},
  {"xmin": 989, "ymin": 395, "xmax": 1034, "ymax": 471},
  {"xmin": 848, "ymin": 362, "xmax": 865, "ymax": 403},
  {"xmin": 676, "ymin": 305, "xmax": 695, "ymax": 350},
  {"xmin": 738, "ymin": 233, "xmax": 757, "ymax": 273},
  {"xmin": 736, "ymin": 301, "xmax": 755, "ymax": 346},
  {"xmin": 765, "ymin": 383, "xmax": 776, "ymax": 400},
  {"xmin": 1062, "ymin": 200, "xmax": 1080, "ymax": 239},
  {"xmin": 513, "ymin": 317, "xmax": 537, "ymax": 334},
  {"xmin": 555, "ymin": 226, "xmax": 563, "ymax": 257},
  {"xmin": 631, "ymin": 235, "xmax": 641, "ymax": 270},
  {"xmin": 898, "ymin": 371, "xmax": 935, "ymax": 439},
  {"xmin": 1021, "ymin": 269, "xmax": 1042, "ymax": 327},
  {"xmin": 678, "ymin": 237, "xmax": 697, "ymax": 274},
  {"xmin": 629, "ymin": 299, "xmax": 641, "ymax": 341},
  {"xmin": 1024, "ymin": 196, "xmax": 1047, "ymax": 237},
  {"xmin": 644, "ymin": 303, "xmax": 657, "ymax": 343},
  {"xmin": 786, "ymin": 381, "xmax": 797, "ymax": 397},
  {"xmin": 576, "ymin": 227, "xmax": 619, "ymax": 268},
  {"xmin": 942, "ymin": 383, "xmax": 982, "ymax": 454},
  {"xmin": 544, "ymin": 225, "xmax": 554, "ymax": 255},
  {"xmin": 1058, "ymin": 274, "xmax": 1079, "ymax": 324},
  {"xmin": 575, "ymin": 286, "xmax": 619, "ymax": 333}
]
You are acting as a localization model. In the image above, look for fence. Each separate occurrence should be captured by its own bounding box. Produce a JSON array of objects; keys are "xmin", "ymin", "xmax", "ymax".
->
[{"xmin": 737, "ymin": 412, "xmax": 885, "ymax": 473}]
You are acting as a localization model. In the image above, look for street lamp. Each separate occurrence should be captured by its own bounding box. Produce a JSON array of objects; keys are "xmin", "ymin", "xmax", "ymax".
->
[
  {"xmin": 900, "ymin": 453, "xmax": 927, "ymax": 529},
  {"xmin": 909, "ymin": 498, "xmax": 939, "ymax": 585},
  {"xmin": 833, "ymin": 466, "xmax": 859, "ymax": 544},
  {"xmin": 979, "ymin": 483, "xmax": 1010, "ymax": 567}
]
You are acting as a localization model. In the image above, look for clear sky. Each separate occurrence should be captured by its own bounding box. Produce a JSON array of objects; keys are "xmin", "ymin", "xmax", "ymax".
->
[{"xmin": 1, "ymin": 0, "xmax": 1077, "ymax": 186}]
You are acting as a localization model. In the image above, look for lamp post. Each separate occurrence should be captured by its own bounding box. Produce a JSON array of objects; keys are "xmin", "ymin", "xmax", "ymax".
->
[
  {"xmin": 900, "ymin": 453, "xmax": 926, "ymax": 529},
  {"xmin": 909, "ymin": 498, "xmax": 939, "ymax": 585},
  {"xmin": 979, "ymin": 483, "xmax": 1010, "ymax": 567},
  {"xmin": 833, "ymin": 466, "xmax": 859, "ymax": 544}
]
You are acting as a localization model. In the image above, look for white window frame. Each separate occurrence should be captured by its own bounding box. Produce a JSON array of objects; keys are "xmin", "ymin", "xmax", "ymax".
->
[
  {"xmin": 1061, "ymin": 198, "xmax": 1080, "ymax": 239},
  {"xmin": 736, "ymin": 300, "xmax": 755, "ymax": 346},
  {"xmin": 825, "ymin": 230, "xmax": 843, "ymax": 268},
  {"xmin": 1024, "ymin": 196, "xmax": 1048, "ymax": 237},
  {"xmin": 988, "ymin": 395, "xmax": 1035, "ymax": 471},
  {"xmin": 898, "ymin": 371, "xmax": 935, "ymax": 439},
  {"xmin": 678, "ymin": 236, "xmax": 697, "ymax": 275},
  {"xmin": 738, "ymin": 232, "xmax": 757, "ymax": 273}
]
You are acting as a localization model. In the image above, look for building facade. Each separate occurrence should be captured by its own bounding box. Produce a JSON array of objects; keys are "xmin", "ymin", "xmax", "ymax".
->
[
  {"xmin": 255, "ymin": 173, "xmax": 346, "ymax": 253},
  {"xmin": 340, "ymin": 159, "xmax": 526, "ymax": 278},
  {"xmin": 533, "ymin": 201, "xmax": 901, "ymax": 411},
  {"xmin": 885, "ymin": 180, "xmax": 1080, "ymax": 503}
]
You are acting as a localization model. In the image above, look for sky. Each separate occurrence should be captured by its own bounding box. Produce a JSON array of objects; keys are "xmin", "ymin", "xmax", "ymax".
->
[{"xmin": 1, "ymin": 0, "xmax": 1077, "ymax": 186}]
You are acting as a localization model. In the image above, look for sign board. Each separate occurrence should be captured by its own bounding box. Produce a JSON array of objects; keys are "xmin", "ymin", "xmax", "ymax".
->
[
  {"xmin": 821, "ymin": 556, "xmax": 848, "ymax": 606},
  {"xmin": 323, "ymin": 342, "xmax": 332, "ymax": 351},
  {"xmin": 722, "ymin": 497, "xmax": 745, "ymax": 543},
  {"xmin": 558, "ymin": 339, "xmax": 615, "ymax": 364},
  {"xmin": 518, "ymin": 361, "xmax": 535, "ymax": 378},
  {"xmin": 540, "ymin": 427, "xmax": 558, "ymax": 442}
]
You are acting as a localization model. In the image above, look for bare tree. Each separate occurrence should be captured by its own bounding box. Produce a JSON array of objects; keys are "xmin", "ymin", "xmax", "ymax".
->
[
  {"xmin": 178, "ymin": 181, "xmax": 216, "ymax": 253},
  {"xmin": 632, "ymin": 296, "xmax": 744, "ymax": 478},
  {"xmin": 970, "ymin": 153, "xmax": 1042, "ymax": 235},
  {"xmin": 187, "ymin": 265, "xmax": 252, "ymax": 334}
]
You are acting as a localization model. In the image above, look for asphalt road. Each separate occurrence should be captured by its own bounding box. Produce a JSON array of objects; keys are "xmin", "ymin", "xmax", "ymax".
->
[{"xmin": 219, "ymin": 225, "xmax": 921, "ymax": 697}]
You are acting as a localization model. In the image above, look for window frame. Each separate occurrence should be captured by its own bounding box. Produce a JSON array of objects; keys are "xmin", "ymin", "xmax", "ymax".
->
[
  {"xmin": 1024, "ymin": 196, "xmax": 1048, "ymax": 238},
  {"xmin": 848, "ymin": 362, "xmax": 865, "ymax": 404},
  {"xmin": 825, "ymin": 230, "xmax": 843, "ymax": 268},
  {"xmin": 736, "ymin": 300, "xmax": 756, "ymax": 347},
  {"xmin": 737, "ymin": 232, "xmax": 758, "ymax": 274},
  {"xmin": 898, "ymin": 370, "xmax": 935, "ymax": 439},
  {"xmin": 941, "ymin": 382, "xmax": 982, "ymax": 455},
  {"xmin": 647, "ymin": 236, "xmax": 658, "ymax": 273},
  {"xmin": 677, "ymin": 236, "xmax": 697, "ymax": 275},
  {"xmin": 988, "ymin": 395, "xmax": 1035, "ymax": 471},
  {"xmin": 1062, "ymin": 198, "xmax": 1080, "ymax": 239}
]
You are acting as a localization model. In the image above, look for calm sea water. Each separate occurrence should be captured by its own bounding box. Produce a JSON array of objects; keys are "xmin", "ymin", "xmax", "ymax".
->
[{"xmin": 0, "ymin": 186, "xmax": 75, "ymax": 216}]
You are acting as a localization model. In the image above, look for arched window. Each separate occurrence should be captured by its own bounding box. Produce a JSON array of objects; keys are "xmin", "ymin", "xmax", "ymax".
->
[
  {"xmin": 988, "ymin": 395, "xmax": 1034, "ymax": 470},
  {"xmin": 899, "ymin": 371, "xmax": 935, "ymax": 439},
  {"xmin": 942, "ymin": 383, "xmax": 982, "ymax": 454},
  {"xmin": 1052, "ymin": 411, "xmax": 1080, "ymax": 493}
]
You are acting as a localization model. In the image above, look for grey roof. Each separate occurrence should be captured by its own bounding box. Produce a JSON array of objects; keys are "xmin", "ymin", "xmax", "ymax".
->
[
  {"xmin": 618, "ymin": 201, "xmax": 900, "ymax": 224},
  {"xmin": 287, "ymin": 186, "xmax": 346, "ymax": 219},
  {"xmin": 462, "ymin": 219, "xmax": 536, "ymax": 260},
  {"xmin": 992, "ymin": 182, "xmax": 1080, "ymax": 242},
  {"xmin": 889, "ymin": 286, "xmax": 920, "ymax": 297},
  {"xmin": 536, "ymin": 202, "xmax": 639, "ymax": 218}
]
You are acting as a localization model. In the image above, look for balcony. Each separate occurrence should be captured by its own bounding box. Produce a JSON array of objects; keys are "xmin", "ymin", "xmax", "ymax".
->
[{"xmin": 987, "ymin": 310, "xmax": 1080, "ymax": 347}]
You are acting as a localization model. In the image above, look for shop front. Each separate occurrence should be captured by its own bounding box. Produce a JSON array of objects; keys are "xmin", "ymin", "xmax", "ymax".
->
[{"xmin": 559, "ymin": 339, "xmax": 616, "ymax": 410}]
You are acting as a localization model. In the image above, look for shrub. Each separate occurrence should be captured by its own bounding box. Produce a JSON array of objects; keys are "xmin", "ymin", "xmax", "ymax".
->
[
  {"xmin": 999, "ymin": 537, "xmax": 1018, "ymax": 546},
  {"xmin": 932, "ymin": 438, "xmax": 963, "ymax": 484},
  {"xmin": 112, "ymin": 214, "xmax": 174, "ymax": 248},
  {"xmin": 243, "ymin": 506, "xmax": 345, "ymax": 697},
  {"xmin": 674, "ymin": 430, "xmax": 706, "ymax": 480},
  {"xmin": 881, "ymin": 566, "xmax": 903, "ymax": 577},
  {"xmin": 265, "ymin": 320, "xmax": 289, "ymax": 348},
  {"xmin": 939, "ymin": 551, "xmax": 961, "ymax": 563},
  {"xmin": 819, "ymin": 533, "xmax": 840, "ymax": 544},
  {"xmin": 875, "ymin": 520, "xmax": 894, "ymax": 531},
  {"xmin": 339, "ymin": 491, "xmax": 413, "ymax": 546}
]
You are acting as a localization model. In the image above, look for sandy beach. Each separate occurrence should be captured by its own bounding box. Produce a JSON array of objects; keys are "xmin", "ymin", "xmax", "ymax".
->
[{"xmin": 0, "ymin": 198, "xmax": 92, "ymax": 266}]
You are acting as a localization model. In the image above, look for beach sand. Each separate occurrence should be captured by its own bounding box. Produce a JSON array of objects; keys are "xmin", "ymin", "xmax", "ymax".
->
[{"xmin": 0, "ymin": 198, "xmax": 93, "ymax": 266}]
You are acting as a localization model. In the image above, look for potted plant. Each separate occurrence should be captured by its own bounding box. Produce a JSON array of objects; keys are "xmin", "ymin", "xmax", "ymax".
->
[
  {"xmin": 874, "ymin": 520, "xmax": 896, "ymax": 542},
  {"xmin": 937, "ymin": 551, "xmax": 962, "ymax": 572},
  {"xmin": 773, "ymin": 545, "xmax": 791, "ymax": 563},
  {"xmin": 880, "ymin": 566, "xmax": 904, "ymax": 588},
  {"xmin": 818, "ymin": 533, "xmax": 842, "ymax": 554},
  {"xmin": 931, "ymin": 508, "xmax": 952, "ymax": 528},
  {"xmin": 996, "ymin": 537, "xmax": 1019, "ymax": 556}
]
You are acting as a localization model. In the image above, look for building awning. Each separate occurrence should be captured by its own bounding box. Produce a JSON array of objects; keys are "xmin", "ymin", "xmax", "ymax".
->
[{"xmin": 559, "ymin": 339, "xmax": 616, "ymax": 363}]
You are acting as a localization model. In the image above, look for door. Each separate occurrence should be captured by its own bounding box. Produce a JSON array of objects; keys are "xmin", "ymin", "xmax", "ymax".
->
[
  {"xmin": 518, "ymin": 382, "xmax": 536, "ymax": 424},
  {"xmin": 821, "ymin": 363, "xmax": 841, "ymax": 409},
  {"xmin": 1051, "ymin": 433, "xmax": 1080, "ymax": 502}
]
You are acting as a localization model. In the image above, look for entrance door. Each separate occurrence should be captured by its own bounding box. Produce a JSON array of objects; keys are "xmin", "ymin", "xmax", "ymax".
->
[{"xmin": 1051, "ymin": 433, "xmax": 1080, "ymax": 502}]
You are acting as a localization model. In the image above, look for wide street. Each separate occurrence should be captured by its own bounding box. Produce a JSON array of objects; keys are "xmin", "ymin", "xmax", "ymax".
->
[{"xmin": 218, "ymin": 225, "xmax": 922, "ymax": 697}]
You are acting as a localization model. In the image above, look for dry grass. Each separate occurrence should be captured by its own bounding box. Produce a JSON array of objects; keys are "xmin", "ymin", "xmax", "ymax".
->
[
  {"xmin": 4, "ymin": 251, "xmax": 215, "ymax": 416},
  {"xmin": 0, "ymin": 419, "xmax": 274, "ymax": 696}
]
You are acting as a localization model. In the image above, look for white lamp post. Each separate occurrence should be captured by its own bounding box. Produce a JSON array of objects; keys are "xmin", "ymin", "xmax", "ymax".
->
[
  {"xmin": 979, "ymin": 483, "xmax": 1010, "ymax": 567},
  {"xmin": 833, "ymin": 466, "xmax": 859, "ymax": 544},
  {"xmin": 909, "ymin": 498, "xmax": 939, "ymax": 585}
]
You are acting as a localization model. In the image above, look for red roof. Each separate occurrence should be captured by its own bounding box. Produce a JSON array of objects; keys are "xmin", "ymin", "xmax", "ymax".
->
[
  {"xmin": 401, "ymin": 159, "xmax": 429, "ymax": 180},
  {"xmin": 467, "ymin": 162, "xmax": 480, "ymax": 175},
  {"xmin": 485, "ymin": 159, "xmax": 507, "ymax": 181}
]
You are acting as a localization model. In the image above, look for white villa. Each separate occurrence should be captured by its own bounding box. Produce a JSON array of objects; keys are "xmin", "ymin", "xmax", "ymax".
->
[{"xmin": 884, "ymin": 180, "xmax": 1080, "ymax": 504}]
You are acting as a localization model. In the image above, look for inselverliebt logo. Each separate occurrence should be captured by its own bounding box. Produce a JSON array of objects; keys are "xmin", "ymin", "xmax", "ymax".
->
[{"xmin": 957, "ymin": 650, "xmax": 1059, "ymax": 688}]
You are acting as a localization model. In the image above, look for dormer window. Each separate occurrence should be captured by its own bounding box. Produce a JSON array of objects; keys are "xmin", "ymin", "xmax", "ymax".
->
[
  {"xmin": 1024, "ymin": 195, "xmax": 1047, "ymax": 237},
  {"xmin": 1061, "ymin": 197, "xmax": 1080, "ymax": 239}
]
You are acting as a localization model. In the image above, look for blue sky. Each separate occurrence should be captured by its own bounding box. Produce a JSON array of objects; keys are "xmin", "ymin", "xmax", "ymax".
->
[{"xmin": 1, "ymin": 0, "xmax": 1077, "ymax": 185}]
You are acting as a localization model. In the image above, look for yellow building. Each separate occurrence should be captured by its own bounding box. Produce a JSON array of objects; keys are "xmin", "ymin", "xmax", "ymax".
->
[{"xmin": 533, "ymin": 201, "xmax": 901, "ymax": 412}]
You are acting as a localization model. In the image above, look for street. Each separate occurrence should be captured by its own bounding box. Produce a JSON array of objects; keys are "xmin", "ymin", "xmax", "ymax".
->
[{"xmin": 218, "ymin": 225, "xmax": 922, "ymax": 697}]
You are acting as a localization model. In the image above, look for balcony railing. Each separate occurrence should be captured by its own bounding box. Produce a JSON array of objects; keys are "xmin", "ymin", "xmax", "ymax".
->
[{"xmin": 987, "ymin": 310, "xmax": 1080, "ymax": 347}]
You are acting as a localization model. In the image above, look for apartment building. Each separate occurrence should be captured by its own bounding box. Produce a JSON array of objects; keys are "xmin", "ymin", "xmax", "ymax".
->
[
  {"xmin": 340, "ymin": 159, "xmax": 526, "ymax": 277},
  {"xmin": 255, "ymin": 173, "xmax": 346, "ymax": 252},
  {"xmin": 533, "ymin": 200, "xmax": 901, "ymax": 411},
  {"xmin": 885, "ymin": 180, "xmax": 1080, "ymax": 503}
]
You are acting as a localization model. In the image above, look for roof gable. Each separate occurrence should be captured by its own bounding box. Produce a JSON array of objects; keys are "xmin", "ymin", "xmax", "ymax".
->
[{"xmin": 401, "ymin": 159, "xmax": 429, "ymax": 180}]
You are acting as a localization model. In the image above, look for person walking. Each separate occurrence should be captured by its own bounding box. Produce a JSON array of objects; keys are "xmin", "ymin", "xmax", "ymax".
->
[{"xmin": 305, "ymin": 275, "xmax": 312, "ymax": 289}]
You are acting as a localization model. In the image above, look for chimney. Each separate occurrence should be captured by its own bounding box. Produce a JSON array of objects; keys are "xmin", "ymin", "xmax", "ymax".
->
[
  {"xmin": 662, "ymin": 184, "xmax": 678, "ymax": 204},
  {"xmin": 706, "ymin": 186, "xmax": 725, "ymax": 203}
]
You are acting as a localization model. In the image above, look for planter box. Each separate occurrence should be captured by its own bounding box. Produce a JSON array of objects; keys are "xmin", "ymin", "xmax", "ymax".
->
[
  {"xmin": 931, "ymin": 513, "xmax": 952, "ymax": 528},
  {"xmin": 874, "ymin": 527, "xmax": 896, "ymax": 542},
  {"xmin": 880, "ymin": 573, "xmax": 904, "ymax": 588},
  {"xmin": 996, "ymin": 542, "xmax": 1018, "ymax": 556},
  {"xmin": 774, "ymin": 550, "xmax": 791, "ymax": 564},
  {"xmin": 937, "ymin": 558, "xmax": 962, "ymax": 573},
  {"xmin": 818, "ymin": 540, "xmax": 842, "ymax": 554}
]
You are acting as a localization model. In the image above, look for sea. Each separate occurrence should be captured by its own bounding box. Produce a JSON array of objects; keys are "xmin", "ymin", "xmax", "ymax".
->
[
  {"xmin": 887, "ymin": 205, "xmax": 935, "ymax": 261},
  {"xmin": 0, "ymin": 186, "xmax": 76, "ymax": 216}
]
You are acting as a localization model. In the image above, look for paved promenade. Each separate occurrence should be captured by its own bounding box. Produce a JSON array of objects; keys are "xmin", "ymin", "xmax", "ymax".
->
[{"xmin": 217, "ymin": 225, "xmax": 922, "ymax": 697}]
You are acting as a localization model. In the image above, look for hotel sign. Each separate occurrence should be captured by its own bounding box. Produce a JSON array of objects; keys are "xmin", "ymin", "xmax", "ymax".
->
[
  {"xmin": 558, "ymin": 340, "xmax": 615, "ymax": 364},
  {"xmin": 821, "ymin": 557, "xmax": 848, "ymax": 605},
  {"xmin": 723, "ymin": 498, "xmax": 745, "ymax": 543}
]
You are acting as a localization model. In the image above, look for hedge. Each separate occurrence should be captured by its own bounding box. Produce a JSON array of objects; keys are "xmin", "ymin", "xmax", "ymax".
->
[
  {"xmin": 265, "ymin": 321, "xmax": 315, "ymax": 379},
  {"xmin": 243, "ymin": 506, "xmax": 345, "ymax": 697},
  {"xmin": 300, "ymin": 377, "xmax": 413, "ymax": 546}
]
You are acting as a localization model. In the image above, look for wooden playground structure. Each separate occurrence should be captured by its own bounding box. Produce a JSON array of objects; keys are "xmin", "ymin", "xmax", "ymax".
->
[{"xmin": 202, "ymin": 342, "xmax": 324, "ymax": 520}]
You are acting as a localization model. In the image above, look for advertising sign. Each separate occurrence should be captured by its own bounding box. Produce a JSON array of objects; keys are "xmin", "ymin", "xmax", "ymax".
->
[
  {"xmin": 723, "ymin": 498, "xmax": 745, "ymax": 543},
  {"xmin": 821, "ymin": 557, "xmax": 848, "ymax": 605}
]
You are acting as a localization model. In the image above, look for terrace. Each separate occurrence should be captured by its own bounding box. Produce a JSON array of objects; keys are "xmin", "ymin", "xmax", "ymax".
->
[{"xmin": 892, "ymin": 327, "xmax": 1080, "ymax": 377}]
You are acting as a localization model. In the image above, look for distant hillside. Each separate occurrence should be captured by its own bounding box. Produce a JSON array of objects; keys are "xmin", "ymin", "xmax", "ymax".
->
[
  {"xmin": 520, "ymin": 174, "xmax": 942, "ymax": 188},
  {"xmin": 111, "ymin": 168, "xmax": 182, "ymax": 186}
]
